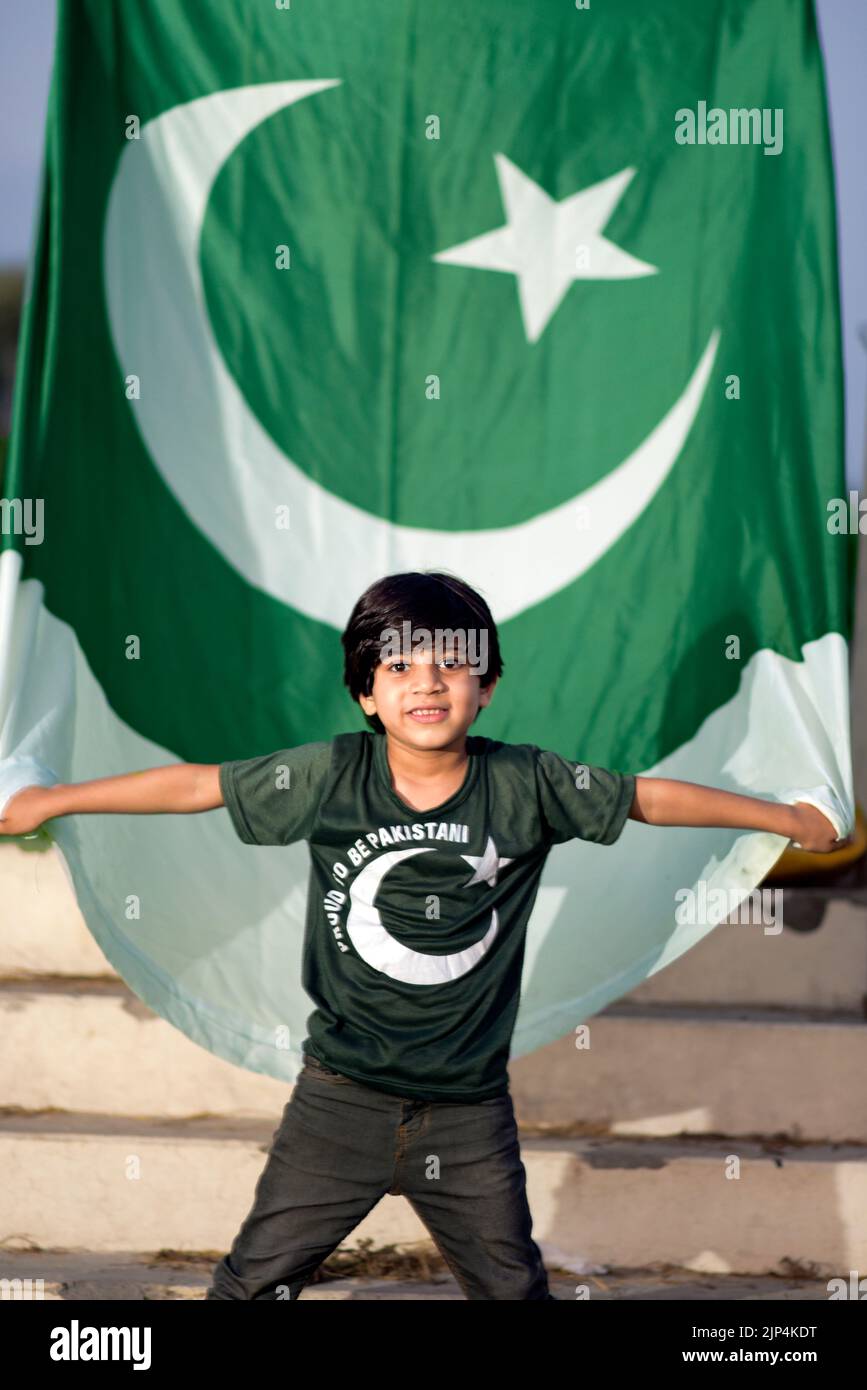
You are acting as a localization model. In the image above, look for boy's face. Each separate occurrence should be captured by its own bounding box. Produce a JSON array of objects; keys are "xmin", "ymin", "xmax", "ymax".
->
[{"xmin": 359, "ymin": 651, "xmax": 497, "ymax": 748}]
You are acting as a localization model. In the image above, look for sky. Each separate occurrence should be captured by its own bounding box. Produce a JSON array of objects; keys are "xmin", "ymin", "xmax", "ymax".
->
[
  {"xmin": 0, "ymin": 2, "xmax": 56, "ymax": 268},
  {"xmin": 0, "ymin": 0, "xmax": 864, "ymax": 487}
]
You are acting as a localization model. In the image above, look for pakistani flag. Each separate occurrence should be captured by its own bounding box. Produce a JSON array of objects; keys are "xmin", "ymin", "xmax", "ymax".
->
[{"xmin": 0, "ymin": 0, "xmax": 855, "ymax": 1079}]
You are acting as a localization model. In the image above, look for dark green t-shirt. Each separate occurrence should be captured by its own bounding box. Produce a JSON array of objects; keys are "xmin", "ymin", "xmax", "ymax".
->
[{"xmin": 219, "ymin": 731, "xmax": 635, "ymax": 1103}]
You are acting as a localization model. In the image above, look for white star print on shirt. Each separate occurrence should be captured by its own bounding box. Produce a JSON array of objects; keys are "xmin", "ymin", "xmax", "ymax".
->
[{"xmin": 461, "ymin": 835, "xmax": 514, "ymax": 888}]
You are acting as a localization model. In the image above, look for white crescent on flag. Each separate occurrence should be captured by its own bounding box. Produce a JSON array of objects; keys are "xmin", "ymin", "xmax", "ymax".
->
[{"xmin": 102, "ymin": 81, "xmax": 720, "ymax": 626}]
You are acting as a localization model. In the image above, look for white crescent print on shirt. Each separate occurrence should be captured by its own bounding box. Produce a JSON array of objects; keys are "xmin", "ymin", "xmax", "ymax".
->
[{"xmin": 343, "ymin": 837, "xmax": 514, "ymax": 985}]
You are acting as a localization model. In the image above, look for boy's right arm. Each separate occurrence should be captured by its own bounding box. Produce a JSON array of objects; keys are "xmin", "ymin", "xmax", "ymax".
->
[{"xmin": 0, "ymin": 765, "xmax": 224, "ymax": 837}]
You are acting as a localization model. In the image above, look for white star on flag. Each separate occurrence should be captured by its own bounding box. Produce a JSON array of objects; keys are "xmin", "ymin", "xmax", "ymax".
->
[
  {"xmin": 461, "ymin": 836, "xmax": 514, "ymax": 888},
  {"xmin": 433, "ymin": 156, "xmax": 657, "ymax": 343}
]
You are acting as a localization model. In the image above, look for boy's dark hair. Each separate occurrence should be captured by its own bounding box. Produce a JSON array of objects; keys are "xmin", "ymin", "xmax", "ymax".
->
[{"xmin": 341, "ymin": 571, "xmax": 504, "ymax": 735}]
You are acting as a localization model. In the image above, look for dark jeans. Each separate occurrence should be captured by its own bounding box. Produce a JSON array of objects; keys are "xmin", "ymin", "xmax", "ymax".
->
[{"xmin": 205, "ymin": 1052, "xmax": 556, "ymax": 1300}]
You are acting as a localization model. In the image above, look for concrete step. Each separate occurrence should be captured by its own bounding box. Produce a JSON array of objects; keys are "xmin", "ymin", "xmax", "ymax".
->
[
  {"xmin": 1, "ymin": 1113, "xmax": 865, "ymax": 1275},
  {"xmin": 629, "ymin": 896, "xmax": 867, "ymax": 1011},
  {"xmin": 0, "ymin": 843, "xmax": 114, "ymax": 978},
  {"xmin": 3, "ymin": 980, "xmax": 866, "ymax": 1140},
  {"xmin": 3, "ymin": 841, "xmax": 866, "ymax": 1011},
  {"xmin": 511, "ymin": 1005, "xmax": 867, "ymax": 1142},
  {"xmin": 0, "ymin": 1251, "xmax": 838, "ymax": 1301},
  {"xmin": 0, "ymin": 980, "xmax": 289, "ymax": 1118}
]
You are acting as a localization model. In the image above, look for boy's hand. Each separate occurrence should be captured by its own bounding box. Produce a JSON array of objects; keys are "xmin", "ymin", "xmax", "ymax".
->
[
  {"xmin": 790, "ymin": 801, "xmax": 847, "ymax": 854},
  {"xmin": 0, "ymin": 786, "xmax": 55, "ymax": 837}
]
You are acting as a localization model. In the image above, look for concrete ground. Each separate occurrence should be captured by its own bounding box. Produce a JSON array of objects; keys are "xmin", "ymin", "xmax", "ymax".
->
[{"xmin": 0, "ymin": 1250, "xmax": 836, "ymax": 1300}]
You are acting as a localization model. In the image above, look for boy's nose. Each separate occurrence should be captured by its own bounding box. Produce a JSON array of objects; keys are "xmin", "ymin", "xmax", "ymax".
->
[
  {"xmin": 412, "ymin": 679, "xmax": 445, "ymax": 693},
  {"xmin": 412, "ymin": 667, "xmax": 446, "ymax": 692}
]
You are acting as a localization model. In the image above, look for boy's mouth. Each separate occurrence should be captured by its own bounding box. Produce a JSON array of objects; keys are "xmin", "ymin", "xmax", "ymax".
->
[{"xmin": 406, "ymin": 707, "xmax": 449, "ymax": 724}]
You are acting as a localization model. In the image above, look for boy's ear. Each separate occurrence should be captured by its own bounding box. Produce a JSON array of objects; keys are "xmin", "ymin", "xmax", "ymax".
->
[
  {"xmin": 359, "ymin": 692, "xmax": 377, "ymax": 716},
  {"xmin": 478, "ymin": 676, "xmax": 498, "ymax": 707}
]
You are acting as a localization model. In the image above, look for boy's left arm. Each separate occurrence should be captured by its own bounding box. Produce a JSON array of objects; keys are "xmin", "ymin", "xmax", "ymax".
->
[{"xmin": 628, "ymin": 777, "xmax": 849, "ymax": 854}]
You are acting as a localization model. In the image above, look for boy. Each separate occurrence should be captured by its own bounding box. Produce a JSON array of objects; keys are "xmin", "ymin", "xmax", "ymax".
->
[{"xmin": 0, "ymin": 571, "xmax": 844, "ymax": 1301}]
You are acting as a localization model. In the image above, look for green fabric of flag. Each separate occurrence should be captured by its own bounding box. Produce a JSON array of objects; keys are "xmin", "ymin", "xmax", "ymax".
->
[{"xmin": 0, "ymin": 0, "xmax": 854, "ymax": 1083}]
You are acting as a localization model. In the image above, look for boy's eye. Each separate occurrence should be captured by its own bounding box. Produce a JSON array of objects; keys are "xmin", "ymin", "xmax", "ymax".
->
[{"xmin": 386, "ymin": 659, "xmax": 466, "ymax": 673}]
